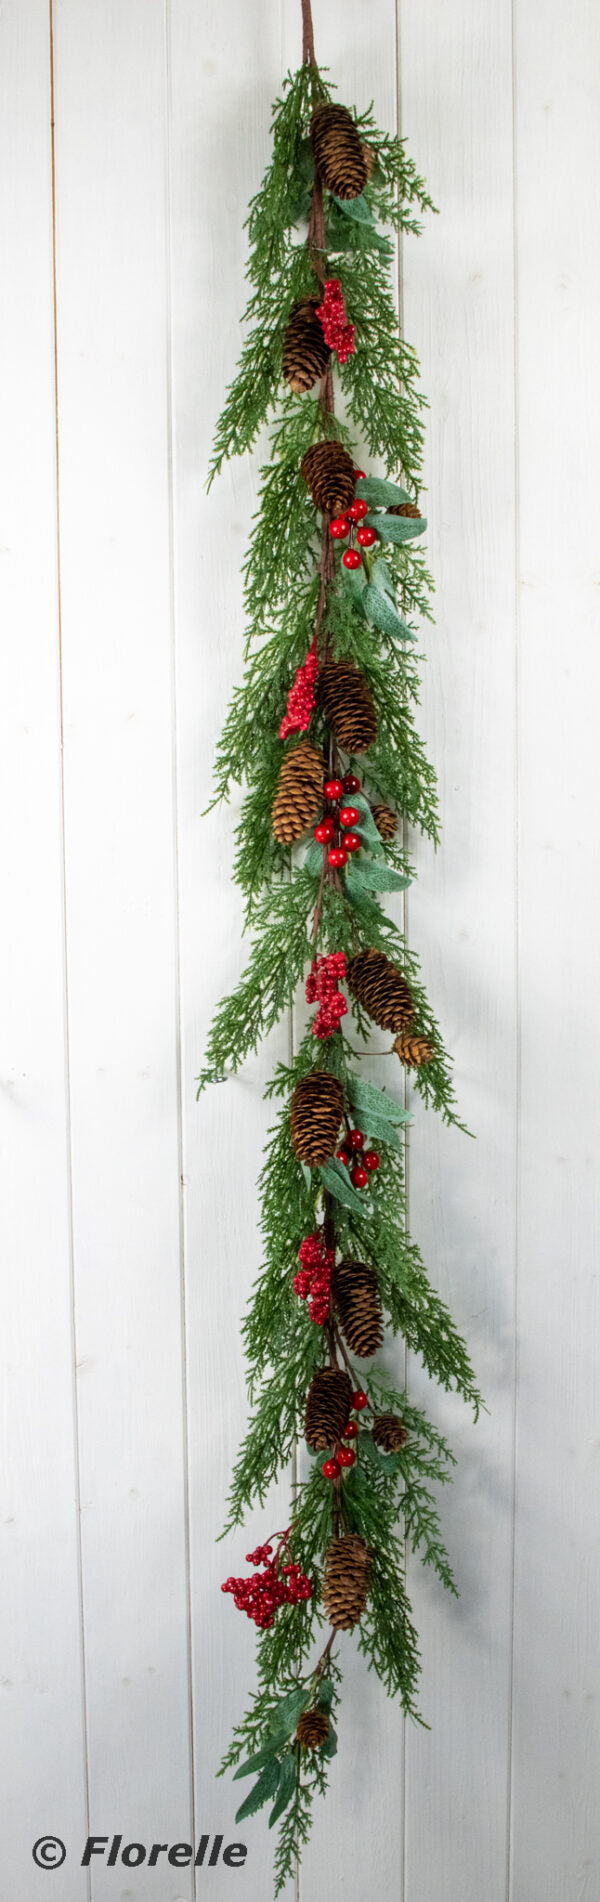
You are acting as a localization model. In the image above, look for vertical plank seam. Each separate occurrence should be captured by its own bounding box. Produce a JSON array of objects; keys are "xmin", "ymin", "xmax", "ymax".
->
[
  {"xmin": 505, "ymin": 3, "xmax": 521, "ymax": 1897},
  {"xmin": 163, "ymin": 4, "xmax": 198, "ymax": 1892},
  {"xmin": 48, "ymin": 3, "xmax": 92, "ymax": 1891},
  {"xmin": 394, "ymin": 7, "xmax": 408, "ymax": 1899}
]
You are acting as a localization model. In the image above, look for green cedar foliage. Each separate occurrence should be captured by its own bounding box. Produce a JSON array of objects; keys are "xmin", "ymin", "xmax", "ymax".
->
[{"xmin": 202, "ymin": 54, "xmax": 477, "ymax": 1894}]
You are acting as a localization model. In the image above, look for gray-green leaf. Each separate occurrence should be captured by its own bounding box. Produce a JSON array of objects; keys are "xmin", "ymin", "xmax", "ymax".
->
[
  {"xmin": 318, "ymin": 1678, "xmax": 335, "ymax": 1712},
  {"xmin": 351, "ymin": 791, "xmax": 385, "ymax": 856},
  {"xmin": 365, "ymin": 510, "xmax": 427, "ymax": 544},
  {"xmin": 346, "ymin": 857, "xmax": 411, "ymax": 895},
  {"xmin": 333, "ymin": 192, "xmax": 373, "ymax": 224},
  {"xmin": 319, "ymin": 1159, "xmax": 373, "ymax": 1215},
  {"xmin": 363, "ymin": 582, "xmax": 417, "ymax": 643},
  {"xmin": 268, "ymin": 1754, "xmax": 297, "ymax": 1828},
  {"xmin": 323, "ymin": 1723, "xmax": 338, "ymax": 1759},
  {"xmin": 355, "ymin": 476, "xmax": 413, "ymax": 507},
  {"xmin": 268, "ymin": 1687, "xmax": 308, "ymax": 1741},
  {"xmin": 347, "ymin": 1073, "xmax": 411, "ymax": 1126},
  {"xmin": 235, "ymin": 1757, "xmax": 281, "ymax": 1824},
  {"xmin": 340, "ymin": 565, "xmax": 367, "ymax": 610},
  {"xmin": 303, "ymin": 837, "xmax": 324, "ymax": 878},
  {"xmin": 233, "ymin": 1738, "xmax": 281, "ymax": 1781}
]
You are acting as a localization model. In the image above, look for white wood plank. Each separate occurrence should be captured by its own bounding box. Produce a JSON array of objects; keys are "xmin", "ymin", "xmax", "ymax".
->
[
  {"xmin": 0, "ymin": 2, "xmax": 90, "ymax": 1894},
  {"xmin": 166, "ymin": 4, "xmax": 295, "ymax": 1897},
  {"xmin": 399, "ymin": 4, "xmax": 518, "ymax": 1899},
  {"xmin": 509, "ymin": 4, "xmax": 600, "ymax": 1896},
  {"xmin": 51, "ymin": 5, "xmax": 194, "ymax": 1892}
]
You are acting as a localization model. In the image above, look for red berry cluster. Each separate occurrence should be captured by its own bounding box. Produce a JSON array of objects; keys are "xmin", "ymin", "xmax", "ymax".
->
[
  {"xmin": 306, "ymin": 950, "xmax": 348, "ymax": 1038},
  {"xmin": 279, "ymin": 636, "xmax": 318, "ymax": 740},
  {"xmin": 314, "ymin": 771, "xmax": 362, "ymax": 871},
  {"xmin": 322, "ymin": 1389, "xmax": 369, "ymax": 1479},
  {"xmin": 329, "ymin": 473, "xmax": 378, "ymax": 569},
  {"xmin": 336, "ymin": 1126, "xmax": 380, "ymax": 1189},
  {"xmin": 222, "ymin": 1535, "xmax": 312, "ymax": 1628},
  {"xmin": 316, "ymin": 278, "xmax": 355, "ymax": 363},
  {"xmin": 293, "ymin": 1228, "xmax": 335, "ymax": 1323}
]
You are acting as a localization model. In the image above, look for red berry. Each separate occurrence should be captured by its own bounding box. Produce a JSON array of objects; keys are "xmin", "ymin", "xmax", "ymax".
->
[
  {"xmin": 324, "ymin": 777, "xmax": 344, "ymax": 801},
  {"xmin": 314, "ymin": 817, "xmax": 335, "ymax": 844},
  {"xmin": 363, "ymin": 1149, "xmax": 380, "ymax": 1171},
  {"xmin": 347, "ymin": 498, "xmax": 369, "ymax": 521},
  {"xmin": 322, "ymin": 1457, "xmax": 340, "ymax": 1479},
  {"xmin": 357, "ymin": 525, "xmax": 377, "ymax": 548},
  {"xmin": 343, "ymin": 773, "xmax": 360, "ymax": 794},
  {"xmin": 352, "ymin": 1390, "xmax": 368, "ymax": 1410},
  {"xmin": 343, "ymin": 1420, "xmax": 359, "ymax": 1438},
  {"xmin": 348, "ymin": 1129, "xmax": 364, "ymax": 1151},
  {"xmin": 329, "ymin": 517, "xmax": 350, "ymax": 540},
  {"xmin": 342, "ymin": 548, "xmax": 362, "ymax": 570},
  {"xmin": 343, "ymin": 832, "xmax": 360, "ymax": 853},
  {"xmin": 353, "ymin": 468, "xmax": 366, "ymax": 479},
  {"xmin": 337, "ymin": 1447, "xmax": 356, "ymax": 1468},
  {"xmin": 351, "ymin": 1164, "xmax": 369, "ymax": 1189},
  {"xmin": 328, "ymin": 846, "xmax": 347, "ymax": 869},
  {"xmin": 336, "ymin": 1147, "xmax": 351, "ymax": 1165},
  {"xmin": 339, "ymin": 805, "xmax": 360, "ymax": 828}
]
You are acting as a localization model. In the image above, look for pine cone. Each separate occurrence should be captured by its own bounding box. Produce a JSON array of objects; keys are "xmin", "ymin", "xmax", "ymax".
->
[
  {"xmin": 372, "ymin": 802, "xmax": 398, "ymax": 843},
  {"xmin": 283, "ymin": 298, "xmax": 330, "ymax": 394},
  {"xmin": 347, "ymin": 948, "xmax": 414, "ymax": 1032},
  {"xmin": 372, "ymin": 1412, "xmax": 408, "ymax": 1453},
  {"xmin": 387, "ymin": 501, "xmax": 422, "ymax": 518},
  {"xmin": 311, "ymin": 103, "xmax": 368, "ymax": 202},
  {"xmin": 290, "ymin": 1070, "xmax": 344, "ymax": 1166},
  {"xmin": 393, "ymin": 1031, "xmax": 435, "ymax": 1067},
  {"xmin": 296, "ymin": 1707, "xmax": 330, "ymax": 1751},
  {"xmin": 318, "ymin": 660, "xmax": 377, "ymax": 754},
  {"xmin": 332, "ymin": 1259, "xmax": 384, "ymax": 1359},
  {"xmin": 323, "ymin": 1532, "xmax": 370, "ymax": 1631},
  {"xmin": 271, "ymin": 739, "xmax": 324, "ymax": 845},
  {"xmin": 361, "ymin": 141, "xmax": 376, "ymax": 180},
  {"xmin": 300, "ymin": 439, "xmax": 356, "ymax": 518},
  {"xmin": 304, "ymin": 1366, "xmax": 354, "ymax": 1451}
]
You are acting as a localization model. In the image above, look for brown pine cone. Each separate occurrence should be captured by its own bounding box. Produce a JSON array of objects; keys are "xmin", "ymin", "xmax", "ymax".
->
[
  {"xmin": 304, "ymin": 1366, "xmax": 354, "ymax": 1451},
  {"xmin": 393, "ymin": 1031, "xmax": 435, "ymax": 1067},
  {"xmin": 387, "ymin": 501, "xmax": 422, "ymax": 518},
  {"xmin": 282, "ymin": 298, "xmax": 330, "ymax": 394},
  {"xmin": 323, "ymin": 1532, "xmax": 371, "ymax": 1631},
  {"xmin": 332, "ymin": 1258, "xmax": 384, "ymax": 1359},
  {"xmin": 361, "ymin": 141, "xmax": 376, "ymax": 180},
  {"xmin": 290, "ymin": 1070, "xmax": 344, "ymax": 1166},
  {"xmin": 296, "ymin": 1707, "xmax": 330, "ymax": 1751},
  {"xmin": 318, "ymin": 660, "xmax": 377, "ymax": 754},
  {"xmin": 311, "ymin": 103, "xmax": 368, "ymax": 202},
  {"xmin": 271, "ymin": 739, "xmax": 324, "ymax": 845},
  {"xmin": 372, "ymin": 1412, "xmax": 408, "ymax": 1453},
  {"xmin": 347, "ymin": 947, "xmax": 414, "ymax": 1032},
  {"xmin": 300, "ymin": 439, "xmax": 356, "ymax": 518},
  {"xmin": 372, "ymin": 802, "xmax": 398, "ymax": 843}
]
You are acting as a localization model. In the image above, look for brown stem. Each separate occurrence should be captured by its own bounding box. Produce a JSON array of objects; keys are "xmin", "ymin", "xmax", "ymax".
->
[{"xmin": 301, "ymin": 0, "xmax": 316, "ymax": 65}]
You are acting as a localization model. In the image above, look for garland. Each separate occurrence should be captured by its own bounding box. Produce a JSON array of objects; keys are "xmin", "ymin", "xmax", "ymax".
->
[{"xmin": 200, "ymin": 6, "xmax": 481, "ymax": 1887}]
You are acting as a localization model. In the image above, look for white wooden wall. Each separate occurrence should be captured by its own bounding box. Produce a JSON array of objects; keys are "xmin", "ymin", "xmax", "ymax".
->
[{"xmin": 1, "ymin": 2, "xmax": 599, "ymax": 1898}]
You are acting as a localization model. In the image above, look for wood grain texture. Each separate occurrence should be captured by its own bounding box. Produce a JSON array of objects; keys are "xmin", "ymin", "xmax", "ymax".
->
[
  {"xmin": 509, "ymin": 3, "xmax": 600, "ymax": 1897},
  {"xmin": 51, "ymin": 4, "xmax": 194, "ymax": 1892},
  {"xmin": 0, "ymin": 5, "xmax": 90, "ymax": 1896},
  {"xmin": 400, "ymin": 3, "xmax": 518, "ymax": 1897}
]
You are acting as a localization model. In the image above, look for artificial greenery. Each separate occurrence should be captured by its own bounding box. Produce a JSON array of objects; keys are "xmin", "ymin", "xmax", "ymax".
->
[{"xmin": 201, "ymin": 21, "xmax": 478, "ymax": 1892}]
